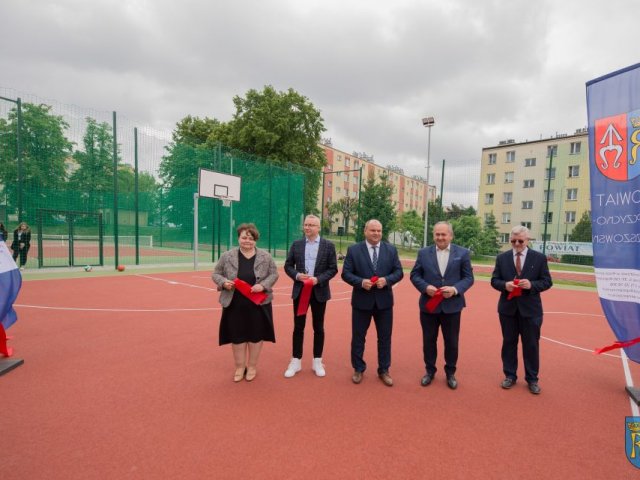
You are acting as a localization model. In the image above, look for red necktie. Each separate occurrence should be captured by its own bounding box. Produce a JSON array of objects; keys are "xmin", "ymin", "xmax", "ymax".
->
[{"xmin": 515, "ymin": 253, "xmax": 522, "ymax": 276}]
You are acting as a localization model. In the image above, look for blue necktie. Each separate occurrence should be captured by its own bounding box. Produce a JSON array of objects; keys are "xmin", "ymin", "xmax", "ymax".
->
[{"xmin": 372, "ymin": 246, "xmax": 378, "ymax": 272}]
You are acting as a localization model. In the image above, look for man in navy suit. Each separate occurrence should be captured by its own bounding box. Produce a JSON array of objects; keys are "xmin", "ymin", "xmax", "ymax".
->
[
  {"xmin": 491, "ymin": 225, "xmax": 552, "ymax": 395},
  {"xmin": 410, "ymin": 221, "xmax": 474, "ymax": 389},
  {"xmin": 341, "ymin": 219, "xmax": 404, "ymax": 386},
  {"xmin": 284, "ymin": 215, "xmax": 338, "ymax": 378}
]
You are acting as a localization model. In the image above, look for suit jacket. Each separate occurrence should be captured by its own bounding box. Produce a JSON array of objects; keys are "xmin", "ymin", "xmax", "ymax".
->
[
  {"xmin": 11, "ymin": 229, "xmax": 31, "ymax": 251},
  {"xmin": 212, "ymin": 248, "xmax": 279, "ymax": 307},
  {"xmin": 490, "ymin": 248, "xmax": 552, "ymax": 319},
  {"xmin": 341, "ymin": 241, "xmax": 404, "ymax": 310},
  {"xmin": 284, "ymin": 237, "xmax": 338, "ymax": 302},
  {"xmin": 410, "ymin": 244, "xmax": 474, "ymax": 314}
]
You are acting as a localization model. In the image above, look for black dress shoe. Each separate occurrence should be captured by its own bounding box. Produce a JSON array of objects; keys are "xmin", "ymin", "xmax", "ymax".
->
[
  {"xmin": 447, "ymin": 375, "xmax": 458, "ymax": 390},
  {"xmin": 528, "ymin": 383, "xmax": 541, "ymax": 395},
  {"xmin": 501, "ymin": 378, "xmax": 516, "ymax": 389},
  {"xmin": 420, "ymin": 374, "xmax": 433, "ymax": 387}
]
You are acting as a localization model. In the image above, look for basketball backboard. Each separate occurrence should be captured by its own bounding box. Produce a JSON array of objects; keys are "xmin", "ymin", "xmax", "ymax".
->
[{"xmin": 198, "ymin": 168, "xmax": 241, "ymax": 202}]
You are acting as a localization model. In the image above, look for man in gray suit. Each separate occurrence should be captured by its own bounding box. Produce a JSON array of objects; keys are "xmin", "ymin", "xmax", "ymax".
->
[{"xmin": 410, "ymin": 221, "xmax": 474, "ymax": 389}]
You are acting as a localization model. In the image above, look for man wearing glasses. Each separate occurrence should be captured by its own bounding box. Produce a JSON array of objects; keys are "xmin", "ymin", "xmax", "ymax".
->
[{"xmin": 491, "ymin": 226, "xmax": 552, "ymax": 394}]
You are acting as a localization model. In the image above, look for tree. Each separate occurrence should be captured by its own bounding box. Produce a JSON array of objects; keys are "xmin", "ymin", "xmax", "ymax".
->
[
  {"xmin": 209, "ymin": 85, "xmax": 326, "ymax": 213},
  {"xmin": 357, "ymin": 173, "xmax": 396, "ymax": 241},
  {"xmin": 0, "ymin": 103, "xmax": 72, "ymax": 218},
  {"xmin": 569, "ymin": 211, "xmax": 592, "ymax": 241},
  {"xmin": 397, "ymin": 210, "xmax": 424, "ymax": 247},
  {"xmin": 68, "ymin": 118, "xmax": 115, "ymax": 211},
  {"xmin": 327, "ymin": 197, "xmax": 358, "ymax": 235},
  {"xmin": 477, "ymin": 212, "xmax": 500, "ymax": 255},
  {"xmin": 450, "ymin": 215, "xmax": 483, "ymax": 251}
]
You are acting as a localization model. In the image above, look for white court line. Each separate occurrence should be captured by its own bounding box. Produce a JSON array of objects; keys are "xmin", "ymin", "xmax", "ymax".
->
[
  {"xmin": 136, "ymin": 274, "xmax": 217, "ymax": 292},
  {"xmin": 15, "ymin": 304, "xmax": 221, "ymax": 312},
  {"xmin": 541, "ymin": 336, "xmax": 620, "ymax": 358}
]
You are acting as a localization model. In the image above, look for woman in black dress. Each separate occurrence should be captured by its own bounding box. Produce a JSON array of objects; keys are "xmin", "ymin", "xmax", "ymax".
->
[
  {"xmin": 212, "ymin": 223, "xmax": 279, "ymax": 382},
  {"xmin": 11, "ymin": 222, "xmax": 31, "ymax": 270}
]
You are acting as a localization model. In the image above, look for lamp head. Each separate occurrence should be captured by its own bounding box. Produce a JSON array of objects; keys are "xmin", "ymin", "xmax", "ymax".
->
[{"xmin": 422, "ymin": 117, "xmax": 435, "ymax": 127}]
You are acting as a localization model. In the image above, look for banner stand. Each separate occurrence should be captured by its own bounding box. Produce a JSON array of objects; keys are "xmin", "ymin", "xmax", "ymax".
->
[
  {"xmin": 626, "ymin": 386, "xmax": 640, "ymax": 406},
  {"xmin": 0, "ymin": 357, "xmax": 24, "ymax": 376}
]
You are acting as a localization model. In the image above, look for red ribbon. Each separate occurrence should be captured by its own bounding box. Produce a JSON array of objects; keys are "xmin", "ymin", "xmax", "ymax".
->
[
  {"xmin": 594, "ymin": 336, "xmax": 640, "ymax": 354},
  {"xmin": 370, "ymin": 275, "xmax": 379, "ymax": 284},
  {"xmin": 0, "ymin": 323, "xmax": 13, "ymax": 357},
  {"xmin": 425, "ymin": 288, "xmax": 444, "ymax": 313},
  {"xmin": 233, "ymin": 278, "xmax": 268, "ymax": 305},
  {"xmin": 296, "ymin": 278, "xmax": 314, "ymax": 316},
  {"xmin": 507, "ymin": 279, "xmax": 522, "ymax": 300}
]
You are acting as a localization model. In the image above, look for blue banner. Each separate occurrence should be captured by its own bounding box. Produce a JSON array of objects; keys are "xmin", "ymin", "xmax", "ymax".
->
[{"xmin": 586, "ymin": 63, "xmax": 640, "ymax": 363}]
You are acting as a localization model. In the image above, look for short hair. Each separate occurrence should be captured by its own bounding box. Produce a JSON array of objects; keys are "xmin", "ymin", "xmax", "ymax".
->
[
  {"xmin": 510, "ymin": 225, "xmax": 530, "ymax": 238},
  {"xmin": 364, "ymin": 219, "xmax": 382, "ymax": 230},
  {"xmin": 237, "ymin": 223, "xmax": 260, "ymax": 241},
  {"xmin": 304, "ymin": 214, "xmax": 321, "ymax": 225},
  {"xmin": 434, "ymin": 221, "xmax": 453, "ymax": 236}
]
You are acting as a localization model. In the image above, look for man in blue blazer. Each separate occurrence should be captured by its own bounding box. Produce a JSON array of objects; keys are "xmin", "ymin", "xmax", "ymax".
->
[
  {"xmin": 410, "ymin": 221, "xmax": 474, "ymax": 389},
  {"xmin": 341, "ymin": 219, "xmax": 404, "ymax": 386},
  {"xmin": 491, "ymin": 225, "xmax": 552, "ymax": 395},
  {"xmin": 283, "ymin": 215, "xmax": 338, "ymax": 378}
]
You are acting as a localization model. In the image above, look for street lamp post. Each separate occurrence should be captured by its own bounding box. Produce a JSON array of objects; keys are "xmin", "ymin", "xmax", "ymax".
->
[{"xmin": 421, "ymin": 116, "xmax": 435, "ymax": 247}]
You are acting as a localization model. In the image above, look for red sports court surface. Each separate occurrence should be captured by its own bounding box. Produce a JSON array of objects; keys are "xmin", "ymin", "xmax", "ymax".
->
[{"xmin": 2, "ymin": 269, "xmax": 639, "ymax": 479}]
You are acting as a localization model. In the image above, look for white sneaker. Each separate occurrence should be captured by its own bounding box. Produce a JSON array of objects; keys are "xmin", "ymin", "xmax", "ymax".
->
[
  {"xmin": 284, "ymin": 358, "xmax": 302, "ymax": 378},
  {"xmin": 312, "ymin": 358, "xmax": 326, "ymax": 377}
]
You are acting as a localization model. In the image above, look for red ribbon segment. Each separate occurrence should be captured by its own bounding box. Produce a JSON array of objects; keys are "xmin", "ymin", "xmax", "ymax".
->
[
  {"xmin": 594, "ymin": 336, "xmax": 640, "ymax": 354},
  {"xmin": 425, "ymin": 288, "xmax": 444, "ymax": 313},
  {"xmin": 296, "ymin": 278, "xmax": 314, "ymax": 316},
  {"xmin": 0, "ymin": 323, "xmax": 13, "ymax": 357},
  {"xmin": 233, "ymin": 278, "xmax": 268, "ymax": 305},
  {"xmin": 507, "ymin": 279, "xmax": 522, "ymax": 300}
]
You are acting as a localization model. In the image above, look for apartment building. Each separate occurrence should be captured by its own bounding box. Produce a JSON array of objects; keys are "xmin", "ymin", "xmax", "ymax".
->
[
  {"xmin": 477, "ymin": 129, "xmax": 590, "ymax": 250},
  {"xmin": 318, "ymin": 143, "xmax": 435, "ymax": 234}
]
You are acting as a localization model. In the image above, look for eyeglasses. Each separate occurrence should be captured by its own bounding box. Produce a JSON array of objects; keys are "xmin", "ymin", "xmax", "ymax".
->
[{"xmin": 510, "ymin": 239, "xmax": 526, "ymax": 245}]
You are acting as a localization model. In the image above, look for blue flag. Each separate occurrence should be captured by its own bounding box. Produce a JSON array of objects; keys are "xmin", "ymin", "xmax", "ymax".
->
[
  {"xmin": 586, "ymin": 63, "xmax": 640, "ymax": 363},
  {"xmin": 0, "ymin": 240, "xmax": 22, "ymax": 331}
]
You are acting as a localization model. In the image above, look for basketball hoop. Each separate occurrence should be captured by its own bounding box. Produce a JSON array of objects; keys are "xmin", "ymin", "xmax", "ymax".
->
[{"xmin": 221, "ymin": 198, "xmax": 231, "ymax": 207}]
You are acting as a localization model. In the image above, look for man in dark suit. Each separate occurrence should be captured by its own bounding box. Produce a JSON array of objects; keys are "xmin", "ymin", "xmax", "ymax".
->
[
  {"xmin": 491, "ymin": 225, "xmax": 552, "ymax": 395},
  {"xmin": 410, "ymin": 221, "xmax": 474, "ymax": 390},
  {"xmin": 284, "ymin": 215, "xmax": 338, "ymax": 378},
  {"xmin": 341, "ymin": 219, "xmax": 404, "ymax": 386}
]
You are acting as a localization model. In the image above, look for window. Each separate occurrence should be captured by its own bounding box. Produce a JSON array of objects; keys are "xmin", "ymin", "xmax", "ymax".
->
[
  {"xmin": 336, "ymin": 171, "xmax": 342, "ymax": 177},
  {"xmin": 502, "ymin": 212, "xmax": 511, "ymax": 224},
  {"xmin": 545, "ymin": 167, "xmax": 556, "ymax": 180},
  {"xmin": 345, "ymin": 158, "xmax": 351, "ymax": 167},
  {"xmin": 570, "ymin": 142, "xmax": 581, "ymax": 154},
  {"xmin": 327, "ymin": 180, "xmax": 332, "ymax": 187},
  {"xmin": 525, "ymin": 157, "xmax": 536, "ymax": 167},
  {"xmin": 500, "ymin": 233, "xmax": 510, "ymax": 243},
  {"xmin": 486, "ymin": 173, "xmax": 495, "ymax": 184},
  {"xmin": 522, "ymin": 201, "xmax": 533, "ymax": 209},
  {"xmin": 542, "ymin": 212, "xmax": 553, "ymax": 223},
  {"xmin": 523, "ymin": 179, "xmax": 535, "ymax": 188},
  {"xmin": 568, "ymin": 165, "xmax": 580, "ymax": 178},
  {"xmin": 484, "ymin": 213, "xmax": 492, "ymax": 222},
  {"xmin": 488, "ymin": 153, "xmax": 497, "ymax": 165},
  {"xmin": 521, "ymin": 222, "xmax": 532, "ymax": 229},
  {"xmin": 485, "ymin": 193, "xmax": 494, "ymax": 205},
  {"xmin": 547, "ymin": 145, "xmax": 558, "ymax": 157},
  {"xmin": 505, "ymin": 171, "xmax": 514, "ymax": 183},
  {"xmin": 336, "ymin": 187, "xmax": 341, "ymax": 193},
  {"xmin": 503, "ymin": 192, "xmax": 513, "ymax": 204},
  {"xmin": 542, "ymin": 234, "xmax": 551, "ymax": 241},
  {"xmin": 567, "ymin": 188, "xmax": 578, "ymax": 201},
  {"xmin": 506, "ymin": 151, "xmax": 515, "ymax": 163},
  {"xmin": 544, "ymin": 190, "xmax": 555, "ymax": 202},
  {"xmin": 565, "ymin": 211, "xmax": 576, "ymax": 223}
]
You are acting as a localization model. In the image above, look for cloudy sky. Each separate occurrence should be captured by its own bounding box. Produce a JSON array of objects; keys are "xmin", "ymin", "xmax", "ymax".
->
[{"xmin": 1, "ymin": 0, "xmax": 638, "ymax": 206}]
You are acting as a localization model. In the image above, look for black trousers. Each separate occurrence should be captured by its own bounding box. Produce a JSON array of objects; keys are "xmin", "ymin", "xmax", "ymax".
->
[
  {"xmin": 12, "ymin": 246, "xmax": 29, "ymax": 267},
  {"xmin": 499, "ymin": 311, "xmax": 542, "ymax": 384},
  {"xmin": 420, "ymin": 311, "xmax": 461, "ymax": 377},
  {"xmin": 351, "ymin": 306, "xmax": 393, "ymax": 374},
  {"xmin": 292, "ymin": 295, "xmax": 327, "ymax": 359}
]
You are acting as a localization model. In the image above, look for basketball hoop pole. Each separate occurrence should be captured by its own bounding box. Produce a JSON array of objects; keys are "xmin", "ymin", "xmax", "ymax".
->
[{"xmin": 193, "ymin": 192, "xmax": 199, "ymax": 270}]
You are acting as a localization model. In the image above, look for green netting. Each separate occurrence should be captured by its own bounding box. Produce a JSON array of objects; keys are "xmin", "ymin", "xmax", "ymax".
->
[{"xmin": 0, "ymin": 90, "xmax": 310, "ymax": 269}]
